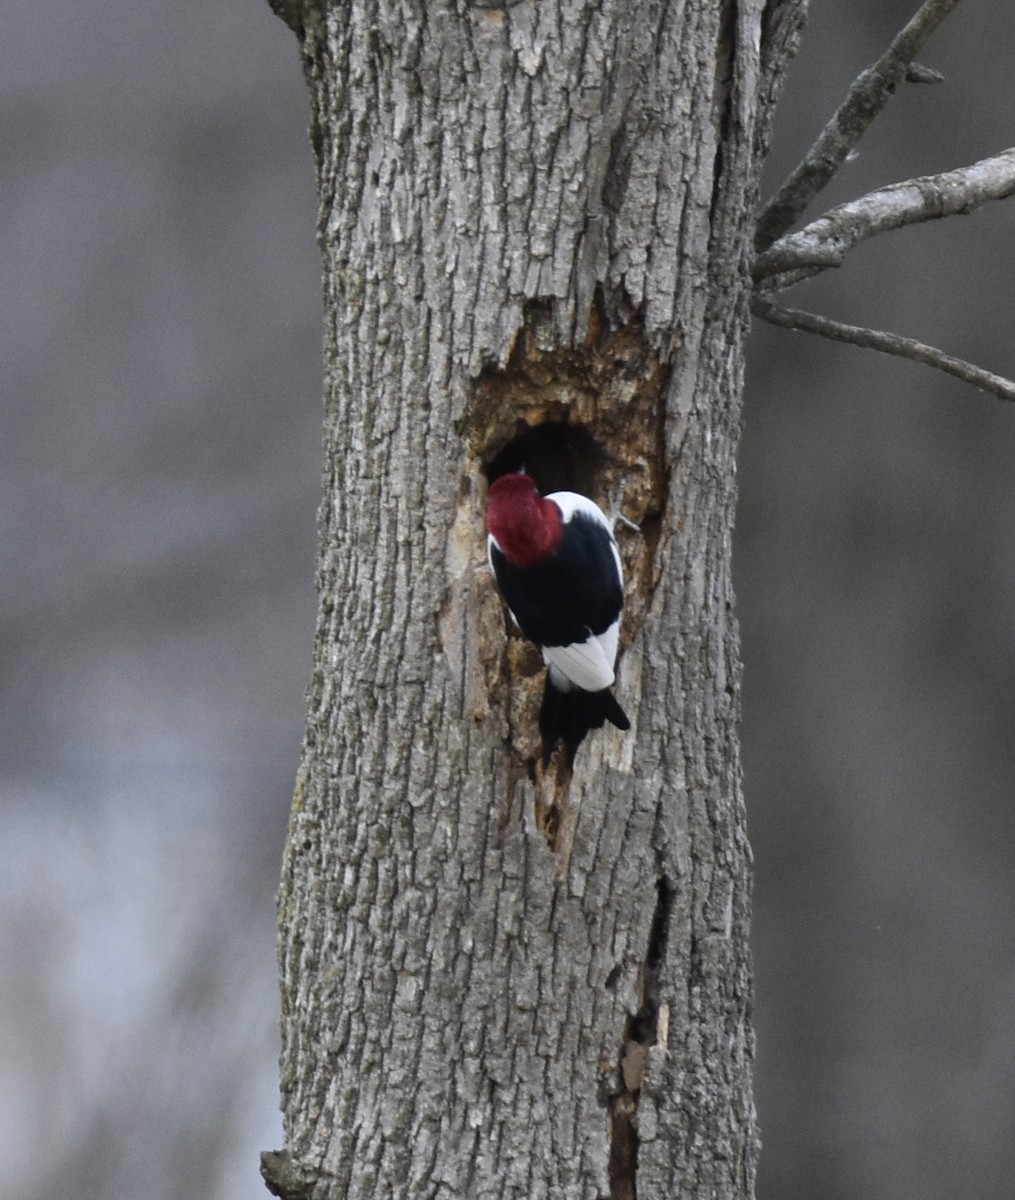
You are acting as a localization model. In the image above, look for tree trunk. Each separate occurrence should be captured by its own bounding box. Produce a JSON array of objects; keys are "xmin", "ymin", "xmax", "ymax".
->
[{"xmin": 263, "ymin": 2, "xmax": 806, "ymax": 1197}]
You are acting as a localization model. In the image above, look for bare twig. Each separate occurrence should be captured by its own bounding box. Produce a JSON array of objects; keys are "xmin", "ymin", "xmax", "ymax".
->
[
  {"xmin": 906, "ymin": 63, "xmax": 944, "ymax": 84},
  {"xmin": 752, "ymin": 295, "xmax": 1015, "ymax": 403},
  {"xmin": 754, "ymin": 148, "xmax": 1015, "ymax": 281},
  {"xmin": 755, "ymin": 0, "xmax": 964, "ymax": 251}
]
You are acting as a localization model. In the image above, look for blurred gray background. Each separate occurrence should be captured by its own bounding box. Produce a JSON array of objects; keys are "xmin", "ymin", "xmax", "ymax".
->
[{"xmin": 2, "ymin": 2, "xmax": 1012, "ymax": 1197}]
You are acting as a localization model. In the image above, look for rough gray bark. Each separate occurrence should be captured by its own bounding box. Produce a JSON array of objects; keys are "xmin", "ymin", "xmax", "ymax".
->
[{"xmin": 263, "ymin": 2, "xmax": 806, "ymax": 1198}]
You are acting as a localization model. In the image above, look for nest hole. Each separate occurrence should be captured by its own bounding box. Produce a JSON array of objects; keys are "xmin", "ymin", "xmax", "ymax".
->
[{"xmin": 483, "ymin": 422, "xmax": 608, "ymax": 502}]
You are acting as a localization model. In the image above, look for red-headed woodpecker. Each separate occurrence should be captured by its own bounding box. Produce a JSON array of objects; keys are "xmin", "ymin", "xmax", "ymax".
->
[{"xmin": 486, "ymin": 472, "xmax": 630, "ymax": 765}]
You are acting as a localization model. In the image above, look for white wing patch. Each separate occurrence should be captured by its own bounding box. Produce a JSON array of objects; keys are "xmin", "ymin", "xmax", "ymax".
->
[
  {"xmin": 595, "ymin": 617, "xmax": 620, "ymax": 674},
  {"xmin": 542, "ymin": 629, "xmax": 616, "ymax": 692}
]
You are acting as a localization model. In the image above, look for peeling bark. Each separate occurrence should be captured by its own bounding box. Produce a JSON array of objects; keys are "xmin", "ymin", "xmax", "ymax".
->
[{"xmin": 265, "ymin": 2, "xmax": 807, "ymax": 1197}]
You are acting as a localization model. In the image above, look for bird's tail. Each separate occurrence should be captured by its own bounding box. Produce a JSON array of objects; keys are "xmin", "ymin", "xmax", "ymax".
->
[{"xmin": 539, "ymin": 677, "xmax": 631, "ymax": 767}]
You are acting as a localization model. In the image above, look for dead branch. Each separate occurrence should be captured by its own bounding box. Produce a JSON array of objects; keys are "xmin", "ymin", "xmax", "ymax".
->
[
  {"xmin": 755, "ymin": 0, "xmax": 965, "ymax": 251},
  {"xmin": 751, "ymin": 295, "xmax": 1015, "ymax": 403},
  {"xmin": 754, "ymin": 149, "xmax": 1015, "ymax": 281}
]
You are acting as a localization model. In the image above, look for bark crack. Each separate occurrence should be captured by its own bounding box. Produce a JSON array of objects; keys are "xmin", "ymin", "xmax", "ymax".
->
[
  {"xmin": 608, "ymin": 873, "xmax": 675, "ymax": 1200},
  {"xmin": 708, "ymin": 0, "xmax": 738, "ymax": 228}
]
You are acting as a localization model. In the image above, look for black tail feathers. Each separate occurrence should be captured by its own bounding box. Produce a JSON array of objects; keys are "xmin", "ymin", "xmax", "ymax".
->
[{"xmin": 539, "ymin": 677, "xmax": 630, "ymax": 767}]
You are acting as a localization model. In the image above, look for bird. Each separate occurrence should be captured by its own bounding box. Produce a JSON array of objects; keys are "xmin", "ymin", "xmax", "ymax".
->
[{"xmin": 486, "ymin": 471, "xmax": 630, "ymax": 765}]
